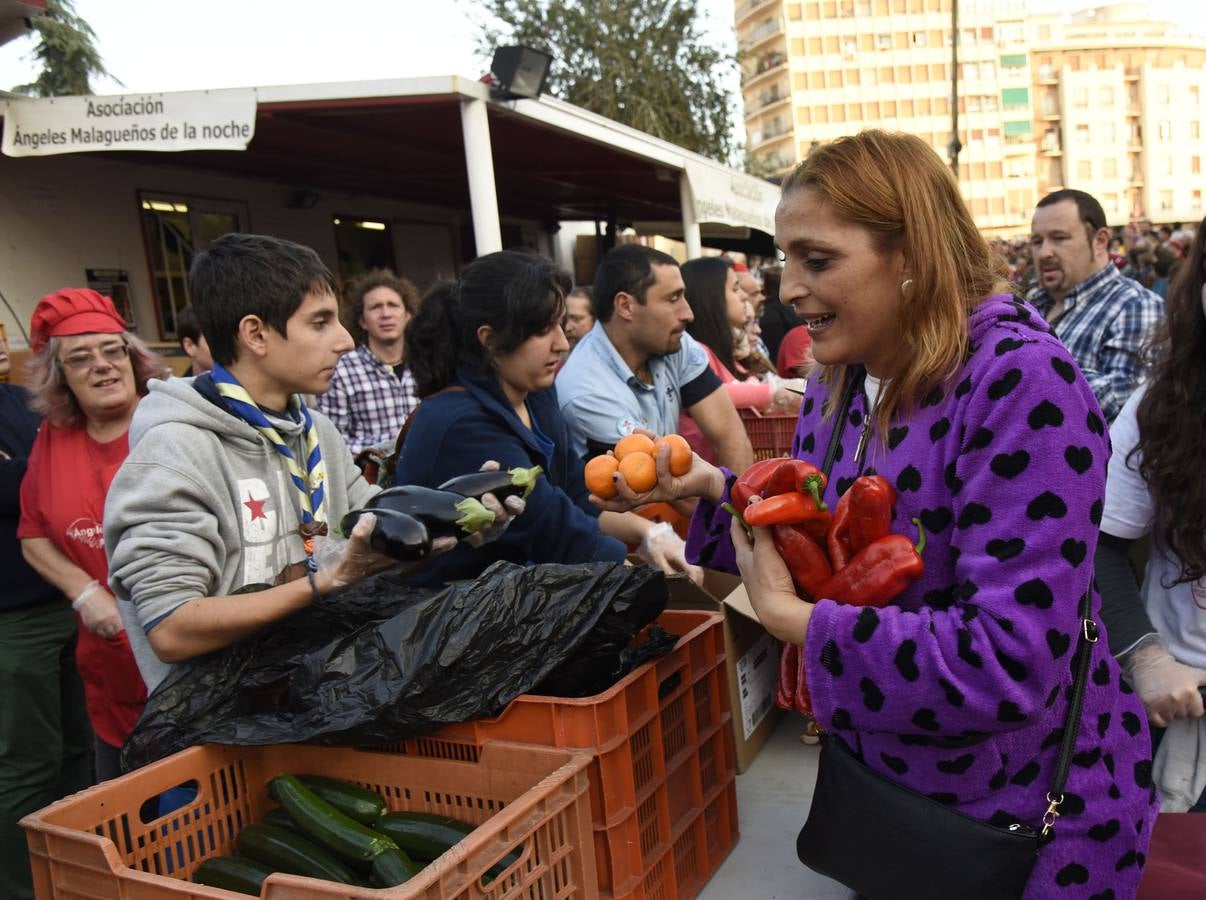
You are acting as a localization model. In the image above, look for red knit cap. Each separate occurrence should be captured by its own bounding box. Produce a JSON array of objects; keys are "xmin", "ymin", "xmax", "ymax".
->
[{"xmin": 30, "ymin": 288, "xmax": 127, "ymax": 352}]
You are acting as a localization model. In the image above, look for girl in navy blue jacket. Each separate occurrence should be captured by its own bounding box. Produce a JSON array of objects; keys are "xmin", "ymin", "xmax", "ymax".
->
[{"xmin": 395, "ymin": 250, "xmax": 699, "ymax": 587}]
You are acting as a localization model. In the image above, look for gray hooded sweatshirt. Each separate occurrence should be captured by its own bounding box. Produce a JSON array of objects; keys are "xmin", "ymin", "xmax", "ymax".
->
[{"xmin": 105, "ymin": 377, "xmax": 376, "ymax": 691}]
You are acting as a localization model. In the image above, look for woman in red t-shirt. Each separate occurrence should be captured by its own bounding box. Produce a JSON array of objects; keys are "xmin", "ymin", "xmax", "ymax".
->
[{"xmin": 18, "ymin": 289, "xmax": 169, "ymax": 781}]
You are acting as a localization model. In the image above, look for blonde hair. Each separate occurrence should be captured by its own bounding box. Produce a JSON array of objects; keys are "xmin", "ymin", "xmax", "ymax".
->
[
  {"xmin": 781, "ymin": 130, "xmax": 1009, "ymax": 439},
  {"xmin": 25, "ymin": 332, "xmax": 170, "ymax": 427}
]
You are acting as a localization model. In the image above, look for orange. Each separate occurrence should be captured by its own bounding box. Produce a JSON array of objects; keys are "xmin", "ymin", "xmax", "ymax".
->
[
  {"xmin": 654, "ymin": 434, "xmax": 693, "ymax": 476},
  {"xmin": 618, "ymin": 452, "xmax": 658, "ymax": 493},
  {"xmin": 613, "ymin": 433, "xmax": 656, "ymax": 461},
  {"xmin": 584, "ymin": 454, "xmax": 620, "ymax": 499}
]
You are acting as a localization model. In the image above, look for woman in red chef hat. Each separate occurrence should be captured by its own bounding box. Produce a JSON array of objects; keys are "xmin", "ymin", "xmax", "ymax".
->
[{"xmin": 17, "ymin": 288, "xmax": 169, "ymax": 781}]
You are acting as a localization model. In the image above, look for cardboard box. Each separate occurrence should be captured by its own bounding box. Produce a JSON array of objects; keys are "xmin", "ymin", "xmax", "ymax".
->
[{"xmin": 665, "ymin": 568, "xmax": 784, "ymax": 773}]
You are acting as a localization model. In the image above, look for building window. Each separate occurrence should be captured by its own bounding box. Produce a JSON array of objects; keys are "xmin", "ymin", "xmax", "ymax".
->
[
  {"xmin": 1002, "ymin": 87, "xmax": 1029, "ymax": 110},
  {"xmin": 1103, "ymin": 158, "xmax": 1118, "ymax": 178},
  {"xmin": 1160, "ymin": 190, "xmax": 1173, "ymax": 210},
  {"xmin": 1073, "ymin": 87, "xmax": 1089, "ymax": 108},
  {"xmin": 1076, "ymin": 124, "xmax": 1091, "ymax": 144},
  {"xmin": 138, "ymin": 193, "xmax": 249, "ymax": 339},
  {"xmin": 1103, "ymin": 193, "xmax": 1119, "ymax": 213},
  {"xmin": 1192, "ymin": 121, "xmax": 1202, "ymax": 140},
  {"xmin": 1076, "ymin": 160, "xmax": 1092, "ymax": 180},
  {"xmin": 911, "ymin": 31, "xmax": 927, "ymax": 47},
  {"xmin": 1098, "ymin": 86, "xmax": 1114, "ymax": 106},
  {"xmin": 876, "ymin": 33, "xmax": 892, "ymax": 50},
  {"xmin": 1191, "ymin": 86, "xmax": 1201, "ymax": 105},
  {"xmin": 1159, "ymin": 85, "xmax": 1171, "ymax": 104},
  {"xmin": 1158, "ymin": 120, "xmax": 1172, "ymax": 141},
  {"xmin": 1193, "ymin": 156, "xmax": 1202, "ymax": 175},
  {"xmin": 1194, "ymin": 190, "xmax": 1202, "ymax": 208},
  {"xmin": 1163, "ymin": 157, "xmax": 1174, "ymax": 176}
]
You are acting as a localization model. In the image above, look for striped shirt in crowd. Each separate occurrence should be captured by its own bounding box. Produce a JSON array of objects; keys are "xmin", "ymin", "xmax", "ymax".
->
[
  {"xmin": 1026, "ymin": 262, "xmax": 1163, "ymax": 422},
  {"xmin": 317, "ymin": 344, "xmax": 419, "ymax": 455}
]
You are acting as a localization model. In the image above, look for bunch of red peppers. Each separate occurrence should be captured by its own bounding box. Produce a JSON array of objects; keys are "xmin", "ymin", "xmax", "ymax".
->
[{"xmin": 724, "ymin": 458, "xmax": 928, "ymax": 715}]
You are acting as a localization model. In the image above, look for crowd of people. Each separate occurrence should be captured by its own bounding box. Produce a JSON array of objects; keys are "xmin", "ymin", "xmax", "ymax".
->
[{"xmin": 2, "ymin": 125, "xmax": 1204, "ymax": 898}]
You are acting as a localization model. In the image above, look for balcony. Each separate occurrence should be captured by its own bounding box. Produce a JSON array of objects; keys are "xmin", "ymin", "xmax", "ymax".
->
[
  {"xmin": 735, "ymin": 0, "xmax": 777, "ymax": 25},
  {"xmin": 753, "ymin": 126, "xmax": 793, "ymax": 148},
  {"xmin": 742, "ymin": 51, "xmax": 787, "ymax": 86},
  {"xmin": 750, "ymin": 83, "xmax": 791, "ymax": 112},
  {"xmin": 740, "ymin": 17, "xmax": 784, "ymax": 53}
]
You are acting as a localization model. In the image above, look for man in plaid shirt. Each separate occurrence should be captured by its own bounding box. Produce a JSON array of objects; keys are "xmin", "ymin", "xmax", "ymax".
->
[
  {"xmin": 1027, "ymin": 189, "xmax": 1164, "ymax": 422},
  {"xmin": 318, "ymin": 270, "xmax": 420, "ymax": 455}
]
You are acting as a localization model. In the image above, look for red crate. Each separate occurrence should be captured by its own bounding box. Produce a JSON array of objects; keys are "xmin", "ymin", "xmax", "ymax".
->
[
  {"xmin": 739, "ymin": 409, "xmax": 798, "ymax": 460},
  {"xmin": 379, "ymin": 610, "xmax": 738, "ymax": 898},
  {"xmin": 21, "ymin": 741, "xmax": 596, "ymax": 899}
]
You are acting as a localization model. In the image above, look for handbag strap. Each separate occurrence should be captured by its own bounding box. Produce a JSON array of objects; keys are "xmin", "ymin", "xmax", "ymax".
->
[
  {"xmin": 819, "ymin": 367, "xmax": 1095, "ymax": 840},
  {"xmin": 821, "ymin": 373, "xmax": 859, "ymax": 479},
  {"xmin": 1042, "ymin": 590, "xmax": 1098, "ymax": 837}
]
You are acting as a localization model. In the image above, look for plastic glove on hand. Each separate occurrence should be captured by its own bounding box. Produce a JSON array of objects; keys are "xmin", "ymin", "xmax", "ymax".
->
[
  {"xmin": 636, "ymin": 521, "xmax": 703, "ymax": 585},
  {"xmin": 1126, "ymin": 642, "xmax": 1206, "ymax": 727},
  {"xmin": 74, "ymin": 582, "xmax": 125, "ymax": 640}
]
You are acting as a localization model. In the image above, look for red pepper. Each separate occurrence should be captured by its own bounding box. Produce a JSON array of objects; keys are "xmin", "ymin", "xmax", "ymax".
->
[
  {"xmin": 848, "ymin": 475, "xmax": 896, "ymax": 553},
  {"xmin": 744, "ymin": 479, "xmax": 828, "ymax": 528},
  {"xmin": 772, "ymin": 523, "xmax": 833, "ymax": 600},
  {"xmin": 815, "ymin": 518, "xmax": 927, "ymax": 607},
  {"xmin": 731, "ymin": 458, "xmax": 789, "ymax": 510},
  {"xmin": 827, "ymin": 490, "xmax": 854, "ymax": 571},
  {"xmin": 763, "ymin": 459, "xmax": 828, "ymax": 499},
  {"xmin": 777, "ymin": 642, "xmax": 799, "ymax": 711}
]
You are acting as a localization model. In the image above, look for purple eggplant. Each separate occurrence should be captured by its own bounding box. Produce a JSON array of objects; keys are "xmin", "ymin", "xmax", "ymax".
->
[
  {"xmin": 339, "ymin": 508, "xmax": 432, "ymax": 561},
  {"xmin": 438, "ymin": 465, "xmax": 542, "ymax": 502},
  {"xmin": 367, "ymin": 485, "xmax": 494, "ymax": 540}
]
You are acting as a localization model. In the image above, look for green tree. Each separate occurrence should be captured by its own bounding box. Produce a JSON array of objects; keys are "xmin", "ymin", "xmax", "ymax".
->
[
  {"xmin": 11, "ymin": 0, "xmax": 116, "ymax": 97},
  {"xmin": 471, "ymin": 0, "xmax": 738, "ymax": 164}
]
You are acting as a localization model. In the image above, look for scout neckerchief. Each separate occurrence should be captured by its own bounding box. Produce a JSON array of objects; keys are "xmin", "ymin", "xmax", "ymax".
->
[{"xmin": 210, "ymin": 362, "xmax": 328, "ymax": 558}]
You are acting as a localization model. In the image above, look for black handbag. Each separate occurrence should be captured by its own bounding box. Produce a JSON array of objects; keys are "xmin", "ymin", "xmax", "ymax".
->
[{"xmin": 795, "ymin": 375, "xmax": 1099, "ymax": 899}]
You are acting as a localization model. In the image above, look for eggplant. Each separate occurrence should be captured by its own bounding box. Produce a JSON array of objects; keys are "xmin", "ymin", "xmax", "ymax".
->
[
  {"xmin": 438, "ymin": 465, "xmax": 542, "ymax": 502},
  {"xmin": 340, "ymin": 508, "xmax": 433, "ymax": 561},
  {"xmin": 368, "ymin": 485, "xmax": 495, "ymax": 539}
]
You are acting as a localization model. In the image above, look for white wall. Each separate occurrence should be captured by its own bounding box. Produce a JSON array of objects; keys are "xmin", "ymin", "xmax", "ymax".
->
[{"xmin": 0, "ymin": 152, "xmax": 545, "ymax": 347}]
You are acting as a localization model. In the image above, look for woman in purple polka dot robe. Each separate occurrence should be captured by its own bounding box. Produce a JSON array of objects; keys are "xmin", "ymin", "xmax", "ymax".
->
[{"xmin": 597, "ymin": 131, "xmax": 1157, "ymax": 898}]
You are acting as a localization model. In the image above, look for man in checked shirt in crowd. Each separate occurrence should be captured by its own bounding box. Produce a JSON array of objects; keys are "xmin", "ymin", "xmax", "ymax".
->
[
  {"xmin": 318, "ymin": 269, "xmax": 421, "ymax": 456},
  {"xmin": 1027, "ymin": 189, "xmax": 1164, "ymax": 422}
]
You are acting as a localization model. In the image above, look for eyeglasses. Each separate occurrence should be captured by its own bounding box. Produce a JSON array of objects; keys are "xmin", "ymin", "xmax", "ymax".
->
[{"xmin": 58, "ymin": 343, "xmax": 130, "ymax": 372}]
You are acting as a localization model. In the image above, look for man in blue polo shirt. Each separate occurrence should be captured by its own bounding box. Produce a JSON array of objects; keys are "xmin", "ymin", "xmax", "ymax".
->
[{"xmin": 558, "ymin": 245, "xmax": 754, "ymax": 472}]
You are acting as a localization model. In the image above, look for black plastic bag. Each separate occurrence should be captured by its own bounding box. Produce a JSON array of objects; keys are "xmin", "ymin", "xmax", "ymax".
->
[{"xmin": 122, "ymin": 561, "xmax": 668, "ymax": 769}]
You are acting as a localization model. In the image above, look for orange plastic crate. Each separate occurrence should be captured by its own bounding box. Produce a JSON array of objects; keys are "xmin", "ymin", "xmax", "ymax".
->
[
  {"xmin": 739, "ymin": 409, "xmax": 798, "ymax": 461},
  {"xmin": 379, "ymin": 610, "xmax": 737, "ymax": 898},
  {"xmin": 22, "ymin": 741, "xmax": 597, "ymax": 899}
]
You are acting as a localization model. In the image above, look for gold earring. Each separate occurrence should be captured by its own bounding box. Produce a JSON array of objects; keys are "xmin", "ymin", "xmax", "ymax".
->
[{"xmin": 901, "ymin": 278, "xmax": 914, "ymax": 295}]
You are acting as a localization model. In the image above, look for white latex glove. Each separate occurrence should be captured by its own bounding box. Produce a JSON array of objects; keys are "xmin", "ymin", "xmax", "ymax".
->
[
  {"xmin": 1125, "ymin": 641, "xmax": 1206, "ymax": 727},
  {"xmin": 73, "ymin": 581, "xmax": 125, "ymax": 640},
  {"xmin": 466, "ymin": 459, "xmax": 528, "ymax": 547},
  {"xmin": 635, "ymin": 521, "xmax": 703, "ymax": 585}
]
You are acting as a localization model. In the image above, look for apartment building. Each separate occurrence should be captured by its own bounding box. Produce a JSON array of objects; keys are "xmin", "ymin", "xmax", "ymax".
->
[{"xmin": 739, "ymin": 0, "xmax": 1206, "ymax": 231}]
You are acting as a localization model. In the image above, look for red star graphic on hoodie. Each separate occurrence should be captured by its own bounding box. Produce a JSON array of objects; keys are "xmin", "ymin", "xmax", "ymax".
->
[{"xmin": 244, "ymin": 493, "xmax": 268, "ymax": 521}]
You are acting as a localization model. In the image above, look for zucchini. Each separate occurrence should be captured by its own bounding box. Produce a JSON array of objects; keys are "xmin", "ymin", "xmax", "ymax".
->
[
  {"xmin": 236, "ymin": 822, "xmax": 358, "ymax": 884},
  {"xmin": 268, "ymin": 774, "xmax": 397, "ymax": 866},
  {"xmin": 375, "ymin": 812, "xmax": 520, "ymax": 876},
  {"xmin": 192, "ymin": 855, "xmax": 274, "ymax": 895},
  {"xmin": 262, "ymin": 806, "xmax": 300, "ymax": 832},
  {"xmin": 296, "ymin": 774, "xmax": 386, "ymax": 825},
  {"xmin": 370, "ymin": 846, "xmax": 424, "ymax": 887}
]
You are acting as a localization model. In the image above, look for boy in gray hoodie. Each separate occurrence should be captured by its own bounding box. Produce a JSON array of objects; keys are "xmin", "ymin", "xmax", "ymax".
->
[{"xmin": 106, "ymin": 234, "xmax": 456, "ymax": 692}]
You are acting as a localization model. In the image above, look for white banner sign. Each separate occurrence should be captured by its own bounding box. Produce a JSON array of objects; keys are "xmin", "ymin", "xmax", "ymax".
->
[
  {"xmin": 1, "ymin": 89, "xmax": 257, "ymax": 157},
  {"xmin": 685, "ymin": 160, "xmax": 780, "ymax": 234}
]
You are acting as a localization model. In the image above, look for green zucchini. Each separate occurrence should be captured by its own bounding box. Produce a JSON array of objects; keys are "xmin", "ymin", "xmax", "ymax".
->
[
  {"xmin": 296, "ymin": 774, "xmax": 386, "ymax": 825},
  {"xmin": 268, "ymin": 774, "xmax": 397, "ymax": 865},
  {"xmin": 375, "ymin": 811, "xmax": 520, "ymax": 876},
  {"xmin": 370, "ymin": 846, "xmax": 424, "ymax": 887},
  {"xmin": 192, "ymin": 855, "xmax": 275, "ymax": 895},
  {"xmin": 262, "ymin": 806, "xmax": 300, "ymax": 832},
  {"xmin": 236, "ymin": 822, "xmax": 358, "ymax": 884}
]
